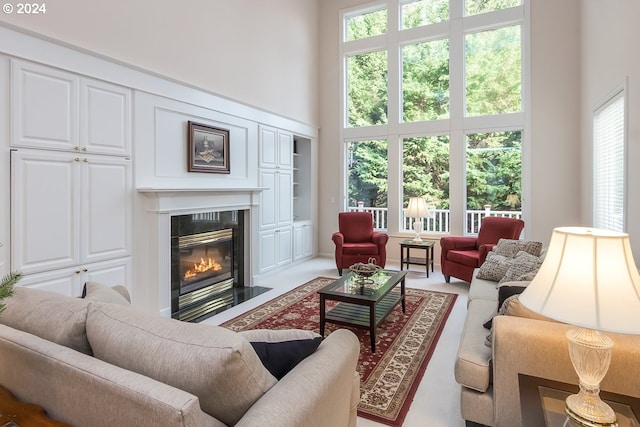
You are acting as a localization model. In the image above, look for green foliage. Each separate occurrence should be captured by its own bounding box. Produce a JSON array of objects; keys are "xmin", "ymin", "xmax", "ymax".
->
[
  {"xmin": 401, "ymin": 0, "xmax": 449, "ymax": 29},
  {"xmin": 0, "ymin": 271, "xmax": 20, "ymax": 315},
  {"xmin": 465, "ymin": 0, "xmax": 520, "ymax": 16},
  {"xmin": 347, "ymin": 140, "xmax": 388, "ymax": 207},
  {"xmin": 402, "ymin": 136, "xmax": 450, "ymax": 208},
  {"xmin": 346, "ymin": 8, "xmax": 387, "ymax": 41},
  {"xmin": 402, "ymin": 39, "xmax": 450, "ymax": 122},
  {"xmin": 466, "ymin": 132, "xmax": 521, "ymax": 210},
  {"xmin": 348, "ymin": 51, "xmax": 388, "ymax": 127},
  {"xmin": 465, "ymin": 25, "xmax": 521, "ymax": 116}
]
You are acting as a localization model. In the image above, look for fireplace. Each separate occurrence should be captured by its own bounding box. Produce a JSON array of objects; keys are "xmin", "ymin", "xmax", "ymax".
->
[{"xmin": 171, "ymin": 210, "xmax": 245, "ymax": 322}]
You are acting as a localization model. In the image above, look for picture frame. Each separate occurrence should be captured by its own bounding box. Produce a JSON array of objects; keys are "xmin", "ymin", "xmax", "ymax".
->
[{"xmin": 187, "ymin": 121, "xmax": 230, "ymax": 174}]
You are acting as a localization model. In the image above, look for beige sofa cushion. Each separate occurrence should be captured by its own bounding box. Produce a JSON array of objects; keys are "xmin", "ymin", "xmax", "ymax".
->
[
  {"xmin": 82, "ymin": 282, "xmax": 131, "ymax": 305},
  {"xmin": 467, "ymin": 269, "xmax": 499, "ymax": 306},
  {"xmin": 455, "ymin": 298, "xmax": 496, "ymax": 392},
  {"xmin": 0, "ymin": 287, "xmax": 92, "ymax": 355},
  {"xmin": 86, "ymin": 303, "xmax": 277, "ymax": 426}
]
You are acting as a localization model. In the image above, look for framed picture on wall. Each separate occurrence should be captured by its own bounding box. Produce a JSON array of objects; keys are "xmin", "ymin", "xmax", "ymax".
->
[{"xmin": 187, "ymin": 121, "xmax": 230, "ymax": 174}]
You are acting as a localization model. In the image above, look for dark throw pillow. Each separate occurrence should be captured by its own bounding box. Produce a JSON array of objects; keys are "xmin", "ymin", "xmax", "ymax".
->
[
  {"xmin": 483, "ymin": 285, "xmax": 528, "ymax": 329},
  {"xmin": 250, "ymin": 337, "xmax": 323, "ymax": 380}
]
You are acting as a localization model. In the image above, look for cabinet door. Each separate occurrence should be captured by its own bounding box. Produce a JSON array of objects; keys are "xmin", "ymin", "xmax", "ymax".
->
[
  {"xmin": 83, "ymin": 257, "xmax": 132, "ymax": 291},
  {"xmin": 293, "ymin": 224, "xmax": 304, "ymax": 261},
  {"xmin": 259, "ymin": 170, "xmax": 277, "ymax": 229},
  {"xmin": 81, "ymin": 156, "xmax": 131, "ymax": 264},
  {"xmin": 277, "ymin": 170, "xmax": 293, "ymax": 226},
  {"xmin": 259, "ymin": 126, "xmax": 278, "ymax": 168},
  {"xmin": 17, "ymin": 267, "xmax": 78, "ymax": 296},
  {"xmin": 277, "ymin": 226, "xmax": 292, "ymax": 267},
  {"xmin": 258, "ymin": 229, "xmax": 277, "ymax": 273},
  {"xmin": 11, "ymin": 150, "xmax": 80, "ymax": 274},
  {"xmin": 81, "ymin": 79, "xmax": 131, "ymax": 156},
  {"xmin": 17, "ymin": 257, "xmax": 132, "ymax": 297},
  {"xmin": 11, "ymin": 59, "xmax": 79, "ymax": 151},
  {"xmin": 301, "ymin": 222, "xmax": 313, "ymax": 257},
  {"xmin": 277, "ymin": 130, "xmax": 293, "ymax": 169}
]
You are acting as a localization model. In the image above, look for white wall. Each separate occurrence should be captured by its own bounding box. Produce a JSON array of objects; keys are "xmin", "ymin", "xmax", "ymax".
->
[
  {"xmin": 0, "ymin": 0, "xmax": 320, "ymax": 127},
  {"xmin": 580, "ymin": 0, "xmax": 640, "ymax": 264},
  {"xmin": 317, "ymin": 0, "xmax": 583, "ymax": 261},
  {"xmin": 527, "ymin": 0, "xmax": 582, "ymax": 243}
]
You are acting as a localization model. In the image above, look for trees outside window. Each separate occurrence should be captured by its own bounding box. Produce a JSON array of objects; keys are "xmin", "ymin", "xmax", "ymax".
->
[{"xmin": 341, "ymin": 0, "xmax": 525, "ymax": 234}]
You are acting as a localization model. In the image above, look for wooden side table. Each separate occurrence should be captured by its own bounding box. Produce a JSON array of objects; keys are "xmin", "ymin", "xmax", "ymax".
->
[
  {"xmin": 400, "ymin": 239, "xmax": 435, "ymax": 277},
  {"xmin": 0, "ymin": 385, "xmax": 71, "ymax": 427}
]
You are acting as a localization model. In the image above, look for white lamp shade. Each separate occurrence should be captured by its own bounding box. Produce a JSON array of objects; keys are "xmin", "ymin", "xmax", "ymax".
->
[
  {"xmin": 519, "ymin": 226, "xmax": 640, "ymax": 335},
  {"xmin": 407, "ymin": 197, "xmax": 429, "ymax": 218}
]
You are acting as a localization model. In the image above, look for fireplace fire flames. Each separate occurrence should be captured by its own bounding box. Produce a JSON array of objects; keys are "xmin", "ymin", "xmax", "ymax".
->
[{"xmin": 184, "ymin": 257, "xmax": 223, "ymax": 280}]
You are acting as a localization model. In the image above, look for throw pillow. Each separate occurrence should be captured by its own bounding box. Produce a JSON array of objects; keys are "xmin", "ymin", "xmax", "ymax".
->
[
  {"xmin": 238, "ymin": 329, "xmax": 323, "ymax": 380},
  {"xmin": 476, "ymin": 252, "xmax": 513, "ymax": 282},
  {"xmin": 82, "ymin": 282, "xmax": 131, "ymax": 305},
  {"xmin": 499, "ymin": 251, "xmax": 543, "ymax": 284},
  {"xmin": 483, "ymin": 284, "xmax": 528, "ymax": 329},
  {"xmin": 249, "ymin": 337, "xmax": 323, "ymax": 380},
  {"xmin": 0, "ymin": 287, "xmax": 92, "ymax": 355},
  {"xmin": 493, "ymin": 239, "xmax": 543, "ymax": 258},
  {"xmin": 86, "ymin": 303, "xmax": 277, "ymax": 426}
]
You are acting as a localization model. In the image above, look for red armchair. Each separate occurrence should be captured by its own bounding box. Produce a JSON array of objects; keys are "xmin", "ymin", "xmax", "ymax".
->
[
  {"xmin": 332, "ymin": 212, "xmax": 389, "ymax": 275},
  {"xmin": 440, "ymin": 217, "xmax": 525, "ymax": 283}
]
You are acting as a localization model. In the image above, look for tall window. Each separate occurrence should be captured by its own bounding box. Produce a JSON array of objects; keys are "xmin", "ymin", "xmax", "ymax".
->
[
  {"xmin": 346, "ymin": 140, "xmax": 389, "ymax": 229},
  {"xmin": 341, "ymin": 0, "xmax": 525, "ymax": 234},
  {"xmin": 593, "ymin": 88, "xmax": 626, "ymax": 232}
]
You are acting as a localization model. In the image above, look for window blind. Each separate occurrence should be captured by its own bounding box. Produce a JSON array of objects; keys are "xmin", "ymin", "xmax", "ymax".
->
[{"xmin": 593, "ymin": 91, "xmax": 625, "ymax": 232}]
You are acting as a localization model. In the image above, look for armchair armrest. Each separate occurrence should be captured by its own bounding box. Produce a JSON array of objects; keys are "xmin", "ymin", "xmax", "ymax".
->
[
  {"xmin": 371, "ymin": 232, "xmax": 389, "ymax": 246},
  {"xmin": 332, "ymin": 232, "xmax": 344, "ymax": 249},
  {"xmin": 478, "ymin": 243, "xmax": 497, "ymax": 265},
  {"xmin": 440, "ymin": 236, "xmax": 478, "ymax": 251}
]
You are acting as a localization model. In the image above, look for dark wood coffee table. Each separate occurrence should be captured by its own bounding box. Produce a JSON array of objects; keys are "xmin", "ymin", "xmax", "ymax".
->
[
  {"xmin": 0, "ymin": 385, "xmax": 72, "ymax": 427},
  {"xmin": 318, "ymin": 270, "xmax": 407, "ymax": 352}
]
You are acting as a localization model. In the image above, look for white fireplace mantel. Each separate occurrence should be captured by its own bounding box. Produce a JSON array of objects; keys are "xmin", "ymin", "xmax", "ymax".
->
[{"xmin": 137, "ymin": 187, "xmax": 264, "ymax": 317}]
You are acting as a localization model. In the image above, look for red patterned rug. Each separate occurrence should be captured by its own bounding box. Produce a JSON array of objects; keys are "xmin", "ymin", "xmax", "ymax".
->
[{"xmin": 221, "ymin": 276, "xmax": 457, "ymax": 427}]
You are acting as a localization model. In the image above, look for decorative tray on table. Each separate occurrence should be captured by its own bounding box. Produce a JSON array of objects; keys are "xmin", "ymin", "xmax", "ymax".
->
[{"xmin": 349, "ymin": 258, "xmax": 381, "ymax": 285}]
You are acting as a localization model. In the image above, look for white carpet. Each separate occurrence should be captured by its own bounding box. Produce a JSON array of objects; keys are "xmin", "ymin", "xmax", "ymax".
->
[{"xmin": 204, "ymin": 256, "xmax": 471, "ymax": 427}]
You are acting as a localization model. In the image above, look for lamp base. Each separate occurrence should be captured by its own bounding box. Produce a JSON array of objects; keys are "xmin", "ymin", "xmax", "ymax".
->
[
  {"xmin": 412, "ymin": 219, "xmax": 423, "ymax": 242},
  {"xmin": 566, "ymin": 402, "xmax": 618, "ymax": 427},
  {"xmin": 565, "ymin": 328, "xmax": 617, "ymax": 427}
]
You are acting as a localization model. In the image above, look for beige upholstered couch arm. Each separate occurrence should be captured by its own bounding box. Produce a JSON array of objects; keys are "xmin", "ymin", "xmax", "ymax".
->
[
  {"xmin": 236, "ymin": 329, "xmax": 360, "ymax": 427},
  {"xmin": 492, "ymin": 316, "xmax": 640, "ymax": 427},
  {"xmin": 0, "ymin": 325, "xmax": 223, "ymax": 427}
]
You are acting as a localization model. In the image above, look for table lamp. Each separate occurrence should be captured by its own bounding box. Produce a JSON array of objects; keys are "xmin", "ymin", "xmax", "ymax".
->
[
  {"xmin": 519, "ymin": 227, "xmax": 640, "ymax": 427},
  {"xmin": 406, "ymin": 197, "xmax": 429, "ymax": 242}
]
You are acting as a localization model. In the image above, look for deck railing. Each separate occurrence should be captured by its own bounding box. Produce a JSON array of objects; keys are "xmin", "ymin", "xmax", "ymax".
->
[{"xmin": 347, "ymin": 206, "xmax": 522, "ymax": 234}]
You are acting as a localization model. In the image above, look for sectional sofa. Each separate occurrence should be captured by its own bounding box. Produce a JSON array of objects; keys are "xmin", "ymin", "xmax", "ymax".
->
[
  {"xmin": 0, "ymin": 285, "xmax": 361, "ymax": 427},
  {"xmin": 455, "ymin": 246, "xmax": 640, "ymax": 426}
]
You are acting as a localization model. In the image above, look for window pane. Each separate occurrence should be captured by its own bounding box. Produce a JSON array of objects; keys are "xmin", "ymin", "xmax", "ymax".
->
[
  {"xmin": 347, "ymin": 140, "xmax": 388, "ymax": 229},
  {"xmin": 466, "ymin": 25, "xmax": 521, "ymax": 116},
  {"xmin": 465, "ymin": 0, "xmax": 520, "ymax": 16},
  {"xmin": 402, "ymin": 136, "xmax": 450, "ymax": 233},
  {"xmin": 402, "ymin": 39, "xmax": 450, "ymax": 122},
  {"xmin": 347, "ymin": 51, "xmax": 388, "ymax": 127},
  {"xmin": 401, "ymin": 0, "xmax": 449, "ymax": 29},
  {"xmin": 466, "ymin": 131, "xmax": 521, "ymax": 233},
  {"xmin": 346, "ymin": 8, "xmax": 387, "ymax": 42},
  {"xmin": 594, "ymin": 93, "xmax": 625, "ymax": 232}
]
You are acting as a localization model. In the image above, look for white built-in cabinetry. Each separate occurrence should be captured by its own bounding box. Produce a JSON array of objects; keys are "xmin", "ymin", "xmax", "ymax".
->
[
  {"xmin": 258, "ymin": 125, "xmax": 314, "ymax": 273},
  {"xmin": 9, "ymin": 59, "xmax": 132, "ymax": 296}
]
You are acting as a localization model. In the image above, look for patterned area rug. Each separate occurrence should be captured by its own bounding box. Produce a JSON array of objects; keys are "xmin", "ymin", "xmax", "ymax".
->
[{"xmin": 222, "ymin": 277, "xmax": 457, "ymax": 427}]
